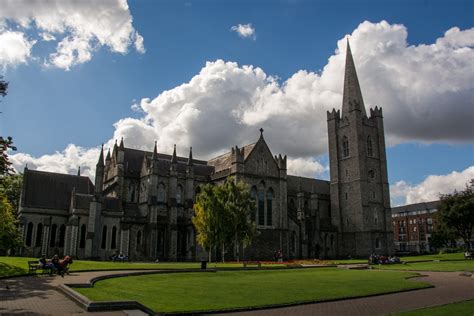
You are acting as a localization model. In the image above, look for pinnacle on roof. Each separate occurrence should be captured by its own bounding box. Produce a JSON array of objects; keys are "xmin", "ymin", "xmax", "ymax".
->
[
  {"xmin": 77, "ymin": 166, "xmax": 81, "ymax": 176},
  {"xmin": 106, "ymin": 148, "xmax": 111, "ymax": 161},
  {"xmin": 119, "ymin": 137, "xmax": 124, "ymax": 149},
  {"xmin": 152, "ymin": 140, "xmax": 158, "ymax": 160},
  {"xmin": 187, "ymin": 147, "xmax": 193, "ymax": 166},
  {"xmin": 96, "ymin": 144, "xmax": 104, "ymax": 167},
  {"xmin": 171, "ymin": 144, "xmax": 177, "ymax": 163},
  {"xmin": 342, "ymin": 39, "xmax": 366, "ymax": 117}
]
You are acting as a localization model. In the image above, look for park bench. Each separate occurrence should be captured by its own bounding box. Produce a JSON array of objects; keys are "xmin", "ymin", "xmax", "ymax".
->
[
  {"xmin": 243, "ymin": 261, "xmax": 261, "ymax": 268},
  {"xmin": 465, "ymin": 252, "xmax": 473, "ymax": 260},
  {"xmin": 28, "ymin": 261, "xmax": 39, "ymax": 274},
  {"xmin": 27, "ymin": 261, "xmax": 53, "ymax": 275}
]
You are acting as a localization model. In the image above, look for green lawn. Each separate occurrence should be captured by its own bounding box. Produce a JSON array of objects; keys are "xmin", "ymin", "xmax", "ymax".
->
[
  {"xmin": 76, "ymin": 268, "xmax": 429, "ymax": 313},
  {"xmin": 393, "ymin": 299, "xmax": 474, "ymax": 315},
  {"xmin": 0, "ymin": 256, "xmax": 283, "ymax": 278},
  {"xmin": 374, "ymin": 260, "xmax": 474, "ymax": 272},
  {"xmin": 330, "ymin": 252, "xmax": 466, "ymax": 265}
]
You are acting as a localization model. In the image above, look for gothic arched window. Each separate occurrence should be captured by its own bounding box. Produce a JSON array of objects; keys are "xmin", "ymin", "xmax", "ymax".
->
[
  {"xmin": 79, "ymin": 224, "xmax": 86, "ymax": 249},
  {"xmin": 258, "ymin": 191, "xmax": 265, "ymax": 226},
  {"xmin": 157, "ymin": 183, "xmax": 166, "ymax": 203},
  {"xmin": 367, "ymin": 136, "xmax": 373, "ymax": 157},
  {"xmin": 101, "ymin": 226, "xmax": 107, "ymax": 249},
  {"xmin": 176, "ymin": 184, "xmax": 183, "ymax": 204},
  {"xmin": 111, "ymin": 226, "xmax": 117, "ymax": 249},
  {"xmin": 35, "ymin": 223, "xmax": 43, "ymax": 247},
  {"xmin": 49, "ymin": 224, "xmax": 57, "ymax": 248},
  {"xmin": 266, "ymin": 188, "xmax": 273, "ymax": 226},
  {"xmin": 136, "ymin": 230, "xmax": 142, "ymax": 250},
  {"xmin": 25, "ymin": 222, "xmax": 33, "ymax": 247},
  {"xmin": 343, "ymin": 136, "xmax": 350, "ymax": 157},
  {"xmin": 375, "ymin": 237, "xmax": 380, "ymax": 249},
  {"xmin": 250, "ymin": 186, "xmax": 257, "ymax": 222},
  {"xmin": 58, "ymin": 224, "xmax": 66, "ymax": 247}
]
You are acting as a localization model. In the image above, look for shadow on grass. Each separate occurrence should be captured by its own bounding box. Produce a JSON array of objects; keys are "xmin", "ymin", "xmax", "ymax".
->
[{"xmin": 0, "ymin": 262, "xmax": 27, "ymax": 278}]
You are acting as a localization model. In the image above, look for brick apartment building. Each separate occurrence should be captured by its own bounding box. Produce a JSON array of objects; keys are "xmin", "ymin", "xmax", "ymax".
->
[{"xmin": 391, "ymin": 201, "xmax": 439, "ymax": 253}]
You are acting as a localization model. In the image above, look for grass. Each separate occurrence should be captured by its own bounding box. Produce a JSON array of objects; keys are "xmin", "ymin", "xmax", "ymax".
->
[
  {"xmin": 0, "ymin": 256, "xmax": 284, "ymax": 278},
  {"xmin": 76, "ymin": 268, "xmax": 429, "ymax": 313},
  {"xmin": 374, "ymin": 260, "xmax": 474, "ymax": 272},
  {"xmin": 393, "ymin": 299, "xmax": 474, "ymax": 315}
]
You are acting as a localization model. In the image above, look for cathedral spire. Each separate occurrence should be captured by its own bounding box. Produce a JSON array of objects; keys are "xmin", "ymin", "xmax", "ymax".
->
[
  {"xmin": 187, "ymin": 147, "xmax": 193, "ymax": 166},
  {"xmin": 152, "ymin": 141, "xmax": 157, "ymax": 160},
  {"xmin": 96, "ymin": 144, "xmax": 104, "ymax": 167},
  {"xmin": 106, "ymin": 148, "xmax": 111, "ymax": 161},
  {"xmin": 342, "ymin": 39, "xmax": 366, "ymax": 117},
  {"xmin": 171, "ymin": 144, "xmax": 177, "ymax": 163},
  {"xmin": 77, "ymin": 166, "xmax": 81, "ymax": 176},
  {"xmin": 119, "ymin": 137, "xmax": 124, "ymax": 149}
]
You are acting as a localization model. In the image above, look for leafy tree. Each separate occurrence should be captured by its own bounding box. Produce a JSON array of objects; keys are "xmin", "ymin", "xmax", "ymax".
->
[
  {"xmin": 0, "ymin": 76, "xmax": 7, "ymax": 98},
  {"xmin": 0, "ymin": 76, "xmax": 16, "ymax": 176},
  {"xmin": 0, "ymin": 173, "xmax": 23, "ymax": 216},
  {"xmin": 0, "ymin": 192, "xmax": 21, "ymax": 255},
  {"xmin": 437, "ymin": 183, "xmax": 474, "ymax": 251},
  {"xmin": 429, "ymin": 228, "xmax": 456, "ymax": 250},
  {"xmin": 193, "ymin": 178, "xmax": 257, "ymax": 263},
  {"xmin": 221, "ymin": 179, "xmax": 257, "ymax": 262},
  {"xmin": 193, "ymin": 184, "xmax": 221, "ymax": 262}
]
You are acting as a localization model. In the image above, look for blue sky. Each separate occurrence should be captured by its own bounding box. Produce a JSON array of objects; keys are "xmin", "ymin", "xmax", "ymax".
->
[{"xmin": 1, "ymin": 0, "xmax": 473, "ymax": 205}]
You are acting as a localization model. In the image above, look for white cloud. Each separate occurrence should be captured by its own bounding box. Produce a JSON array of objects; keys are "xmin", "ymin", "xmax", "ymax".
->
[
  {"xmin": 0, "ymin": 0, "xmax": 144, "ymax": 70},
  {"xmin": 390, "ymin": 166, "xmax": 474, "ymax": 205},
  {"xmin": 286, "ymin": 158, "xmax": 326, "ymax": 178},
  {"xmin": 0, "ymin": 30, "xmax": 36, "ymax": 69},
  {"xmin": 11, "ymin": 21, "xmax": 474, "ymax": 187},
  {"xmin": 11, "ymin": 144, "xmax": 100, "ymax": 179},
  {"xmin": 231, "ymin": 23, "xmax": 256, "ymax": 40}
]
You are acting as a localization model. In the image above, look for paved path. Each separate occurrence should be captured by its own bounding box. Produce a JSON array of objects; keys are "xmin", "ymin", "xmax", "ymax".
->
[
  {"xmin": 0, "ymin": 269, "xmax": 473, "ymax": 315},
  {"xmin": 0, "ymin": 270, "xmax": 152, "ymax": 315},
  {"xmin": 222, "ymin": 271, "xmax": 474, "ymax": 316}
]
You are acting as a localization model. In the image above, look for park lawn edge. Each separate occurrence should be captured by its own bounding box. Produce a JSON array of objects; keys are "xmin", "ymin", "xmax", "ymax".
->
[
  {"xmin": 392, "ymin": 299, "xmax": 474, "ymax": 315},
  {"xmin": 74, "ymin": 270, "xmax": 432, "ymax": 314}
]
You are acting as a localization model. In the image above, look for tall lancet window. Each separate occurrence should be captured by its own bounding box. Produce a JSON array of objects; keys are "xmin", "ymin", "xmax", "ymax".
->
[
  {"xmin": 367, "ymin": 136, "xmax": 373, "ymax": 157},
  {"xmin": 176, "ymin": 184, "xmax": 183, "ymax": 204},
  {"xmin": 342, "ymin": 136, "xmax": 350, "ymax": 157},
  {"xmin": 250, "ymin": 186, "xmax": 257, "ymax": 222},
  {"xmin": 266, "ymin": 188, "xmax": 273, "ymax": 226},
  {"xmin": 258, "ymin": 191, "xmax": 265, "ymax": 226},
  {"xmin": 157, "ymin": 183, "xmax": 166, "ymax": 203}
]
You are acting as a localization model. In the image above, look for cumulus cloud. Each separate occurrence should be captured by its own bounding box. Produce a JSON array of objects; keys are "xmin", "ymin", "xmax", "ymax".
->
[
  {"xmin": 11, "ymin": 144, "xmax": 101, "ymax": 179},
  {"xmin": 0, "ymin": 0, "xmax": 144, "ymax": 70},
  {"xmin": 231, "ymin": 23, "xmax": 256, "ymax": 40},
  {"xmin": 0, "ymin": 30, "xmax": 36, "ymax": 69},
  {"xmin": 390, "ymin": 166, "xmax": 474, "ymax": 205},
  {"xmin": 11, "ymin": 21, "xmax": 474, "ymax": 205},
  {"xmin": 286, "ymin": 158, "xmax": 327, "ymax": 178}
]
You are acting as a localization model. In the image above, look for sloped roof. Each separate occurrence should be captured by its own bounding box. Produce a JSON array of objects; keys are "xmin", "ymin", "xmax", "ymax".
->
[
  {"xmin": 74, "ymin": 194, "xmax": 93, "ymax": 210},
  {"xmin": 122, "ymin": 147, "xmax": 213, "ymax": 177},
  {"xmin": 207, "ymin": 143, "xmax": 256, "ymax": 172},
  {"xmin": 22, "ymin": 169, "xmax": 94, "ymax": 210},
  {"xmin": 287, "ymin": 175, "xmax": 330, "ymax": 195},
  {"xmin": 391, "ymin": 200, "xmax": 440, "ymax": 214}
]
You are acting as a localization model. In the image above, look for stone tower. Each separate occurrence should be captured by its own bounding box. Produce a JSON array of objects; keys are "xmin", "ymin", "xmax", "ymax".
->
[{"xmin": 327, "ymin": 40, "xmax": 394, "ymax": 258}]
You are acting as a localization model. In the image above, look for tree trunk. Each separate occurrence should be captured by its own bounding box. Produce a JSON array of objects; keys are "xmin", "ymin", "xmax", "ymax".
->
[{"xmin": 208, "ymin": 249, "xmax": 211, "ymax": 263}]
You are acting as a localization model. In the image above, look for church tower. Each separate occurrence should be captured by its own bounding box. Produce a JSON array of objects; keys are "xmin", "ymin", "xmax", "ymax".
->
[{"xmin": 327, "ymin": 41, "xmax": 394, "ymax": 258}]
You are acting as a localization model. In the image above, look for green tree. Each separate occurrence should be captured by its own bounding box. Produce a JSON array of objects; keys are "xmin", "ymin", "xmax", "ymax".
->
[
  {"xmin": 221, "ymin": 179, "xmax": 257, "ymax": 262},
  {"xmin": 0, "ymin": 173, "xmax": 23, "ymax": 216},
  {"xmin": 193, "ymin": 178, "xmax": 257, "ymax": 263},
  {"xmin": 0, "ymin": 192, "xmax": 21, "ymax": 255},
  {"xmin": 0, "ymin": 76, "xmax": 7, "ymax": 97},
  {"xmin": 0, "ymin": 76, "xmax": 16, "ymax": 176},
  {"xmin": 437, "ymin": 183, "xmax": 474, "ymax": 251}
]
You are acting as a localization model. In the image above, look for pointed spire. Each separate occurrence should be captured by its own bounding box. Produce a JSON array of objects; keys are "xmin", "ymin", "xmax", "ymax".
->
[
  {"xmin": 171, "ymin": 144, "xmax": 177, "ymax": 163},
  {"xmin": 187, "ymin": 147, "xmax": 193, "ymax": 166},
  {"xmin": 342, "ymin": 39, "xmax": 366, "ymax": 117},
  {"xmin": 106, "ymin": 148, "xmax": 111, "ymax": 161},
  {"xmin": 152, "ymin": 140, "xmax": 158, "ymax": 159},
  {"xmin": 119, "ymin": 137, "xmax": 124, "ymax": 149},
  {"xmin": 259, "ymin": 128, "xmax": 264, "ymax": 137},
  {"xmin": 77, "ymin": 166, "xmax": 81, "ymax": 176},
  {"xmin": 97, "ymin": 144, "xmax": 104, "ymax": 167}
]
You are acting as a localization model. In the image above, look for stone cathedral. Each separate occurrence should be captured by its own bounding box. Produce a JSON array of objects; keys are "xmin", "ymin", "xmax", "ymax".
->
[{"xmin": 18, "ymin": 43, "xmax": 394, "ymax": 261}]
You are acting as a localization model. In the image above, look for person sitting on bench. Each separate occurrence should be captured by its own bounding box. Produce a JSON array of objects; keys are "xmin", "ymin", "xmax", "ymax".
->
[
  {"xmin": 38, "ymin": 254, "xmax": 53, "ymax": 273},
  {"xmin": 51, "ymin": 254, "xmax": 65, "ymax": 277}
]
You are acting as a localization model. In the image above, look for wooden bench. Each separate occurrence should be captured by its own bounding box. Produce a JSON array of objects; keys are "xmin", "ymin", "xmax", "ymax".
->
[
  {"xmin": 243, "ymin": 261, "xmax": 261, "ymax": 268},
  {"xmin": 28, "ymin": 261, "xmax": 39, "ymax": 274},
  {"xmin": 465, "ymin": 252, "xmax": 473, "ymax": 260},
  {"xmin": 27, "ymin": 261, "xmax": 54, "ymax": 275}
]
